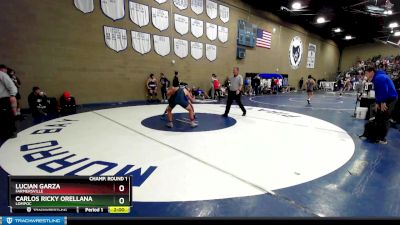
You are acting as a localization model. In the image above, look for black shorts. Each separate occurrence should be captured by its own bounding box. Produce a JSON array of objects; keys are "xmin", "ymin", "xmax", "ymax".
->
[
  {"xmin": 168, "ymin": 98, "xmax": 189, "ymax": 109},
  {"xmin": 307, "ymin": 89, "xmax": 313, "ymax": 93}
]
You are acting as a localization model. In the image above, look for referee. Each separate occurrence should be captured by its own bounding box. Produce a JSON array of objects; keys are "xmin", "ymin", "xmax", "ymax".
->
[
  {"xmin": 222, "ymin": 67, "xmax": 246, "ymax": 117},
  {"xmin": 0, "ymin": 64, "xmax": 18, "ymax": 139}
]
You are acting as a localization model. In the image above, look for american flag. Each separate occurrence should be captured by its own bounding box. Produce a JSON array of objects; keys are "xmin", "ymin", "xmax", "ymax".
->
[{"xmin": 256, "ymin": 28, "xmax": 272, "ymax": 49}]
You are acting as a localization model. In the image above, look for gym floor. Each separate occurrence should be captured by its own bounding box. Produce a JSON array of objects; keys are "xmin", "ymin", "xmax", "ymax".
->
[{"xmin": 0, "ymin": 91, "xmax": 399, "ymax": 217}]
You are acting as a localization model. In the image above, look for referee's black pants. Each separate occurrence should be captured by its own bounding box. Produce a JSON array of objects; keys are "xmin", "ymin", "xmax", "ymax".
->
[{"xmin": 224, "ymin": 91, "xmax": 246, "ymax": 115}]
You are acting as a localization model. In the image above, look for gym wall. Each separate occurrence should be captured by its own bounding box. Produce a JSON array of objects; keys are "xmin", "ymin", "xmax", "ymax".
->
[{"xmin": 0, "ymin": 0, "xmax": 340, "ymax": 107}]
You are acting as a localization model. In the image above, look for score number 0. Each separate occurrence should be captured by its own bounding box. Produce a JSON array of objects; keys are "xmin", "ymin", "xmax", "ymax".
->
[{"xmin": 118, "ymin": 184, "xmax": 127, "ymax": 205}]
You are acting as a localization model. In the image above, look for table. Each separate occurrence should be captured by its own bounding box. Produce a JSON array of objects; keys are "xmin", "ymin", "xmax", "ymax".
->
[{"xmin": 319, "ymin": 81, "xmax": 335, "ymax": 91}]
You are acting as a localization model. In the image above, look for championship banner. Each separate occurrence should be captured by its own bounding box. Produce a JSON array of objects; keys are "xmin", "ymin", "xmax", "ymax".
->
[
  {"xmin": 154, "ymin": 35, "xmax": 171, "ymax": 56},
  {"xmin": 74, "ymin": 0, "xmax": 94, "ymax": 13},
  {"xmin": 206, "ymin": 0, "xmax": 218, "ymax": 20},
  {"xmin": 191, "ymin": 0, "xmax": 203, "ymax": 15},
  {"xmin": 191, "ymin": 18, "xmax": 204, "ymax": 38},
  {"xmin": 174, "ymin": 38, "xmax": 189, "ymax": 58},
  {"xmin": 191, "ymin": 41, "xmax": 203, "ymax": 60},
  {"xmin": 206, "ymin": 44, "xmax": 217, "ymax": 61},
  {"xmin": 218, "ymin": 26, "xmax": 228, "ymax": 43},
  {"xmin": 206, "ymin": 22, "xmax": 217, "ymax": 41},
  {"xmin": 129, "ymin": 2, "xmax": 149, "ymax": 27},
  {"xmin": 103, "ymin": 26, "xmax": 128, "ymax": 52},
  {"xmin": 173, "ymin": 0, "xmax": 188, "ymax": 10},
  {"xmin": 174, "ymin": 14, "xmax": 189, "ymax": 35},
  {"xmin": 101, "ymin": 0, "xmax": 125, "ymax": 21},
  {"xmin": 219, "ymin": 4, "xmax": 229, "ymax": 23},
  {"xmin": 155, "ymin": 0, "xmax": 167, "ymax": 4},
  {"xmin": 152, "ymin": 8, "xmax": 169, "ymax": 31},
  {"xmin": 131, "ymin": 31, "xmax": 151, "ymax": 55},
  {"xmin": 306, "ymin": 43, "xmax": 316, "ymax": 69}
]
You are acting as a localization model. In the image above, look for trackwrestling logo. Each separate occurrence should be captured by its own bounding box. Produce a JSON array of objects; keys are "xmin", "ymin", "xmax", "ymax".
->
[{"xmin": 3, "ymin": 217, "xmax": 64, "ymax": 225}]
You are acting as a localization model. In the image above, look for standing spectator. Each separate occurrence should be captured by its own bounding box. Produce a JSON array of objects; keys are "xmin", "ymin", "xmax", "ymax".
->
[
  {"xmin": 244, "ymin": 76, "xmax": 252, "ymax": 95},
  {"xmin": 274, "ymin": 77, "xmax": 280, "ymax": 93},
  {"xmin": 160, "ymin": 73, "xmax": 170, "ymax": 103},
  {"xmin": 28, "ymin": 86, "xmax": 49, "ymax": 124},
  {"xmin": 173, "ymin": 71, "xmax": 180, "ymax": 87},
  {"xmin": 146, "ymin": 74, "xmax": 158, "ymax": 103},
  {"xmin": 7, "ymin": 68, "xmax": 22, "ymax": 119},
  {"xmin": 337, "ymin": 77, "xmax": 344, "ymax": 96},
  {"xmin": 59, "ymin": 91, "xmax": 77, "ymax": 116},
  {"xmin": 0, "ymin": 64, "xmax": 18, "ymax": 139},
  {"xmin": 306, "ymin": 75, "xmax": 316, "ymax": 104},
  {"xmin": 270, "ymin": 77, "xmax": 275, "ymax": 94},
  {"xmin": 223, "ymin": 76, "xmax": 231, "ymax": 95},
  {"xmin": 299, "ymin": 77, "xmax": 304, "ymax": 91},
  {"xmin": 210, "ymin": 74, "xmax": 216, "ymax": 100},
  {"xmin": 253, "ymin": 75, "xmax": 261, "ymax": 96},
  {"xmin": 212, "ymin": 74, "xmax": 221, "ymax": 100},
  {"xmin": 365, "ymin": 67, "xmax": 398, "ymax": 144},
  {"xmin": 222, "ymin": 67, "xmax": 246, "ymax": 117}
]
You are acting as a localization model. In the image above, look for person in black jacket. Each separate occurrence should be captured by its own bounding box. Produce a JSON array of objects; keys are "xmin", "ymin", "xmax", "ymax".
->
[
  {"xmin": 160, "ymin": 73, "xmax": 170, "ymax": 103},
  {"xmin": 28, "ymin": 86, "xmax": 49, "ymax": 124},
  {"xmin": 173, "ymin": 71, "xmax": 180, "ymax": 87},
  {"xmin": 253, "ymin": 75, "xmax": 261, "ymax": 95}
]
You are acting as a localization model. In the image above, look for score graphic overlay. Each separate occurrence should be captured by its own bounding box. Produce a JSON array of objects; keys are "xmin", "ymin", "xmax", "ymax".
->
[{"xmin": 8, "ymin": 176, "xmax": 131, "ymax": 214}]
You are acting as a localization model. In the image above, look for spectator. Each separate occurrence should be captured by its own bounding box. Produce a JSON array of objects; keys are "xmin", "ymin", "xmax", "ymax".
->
[
  {"xmin": 192, "ymin": 86, "xmax": 210, "ymax": 100},
  {"xmin": 28, "ymin": 86, "xmax": 49, "ymax": 124},
  {"xmin": 7, "ymin": 68, "xmax": 22, "ymax": 119},
  {"xmin": 59, "ymin": 91, "xmax": 77, "ymax": 116},
  {"xmin": 146, "ymin": 73, "xmax": 158, "ymax": 103},
  {"xmin": 212, "ymin": 74, "xmax": 221, "ymax": 100},
  {"xmin": 270, "ymin": 77, "xmax": 275, "ymax": 94},
  {"xmin": 299, "ymin": 77, "xmax": 304, "ymax": 91},
  {"xmin": 210, "ymin": 74, "xmax": 216, "ymax": 100},
  {"xmin": 0, "ymin": 64, "xmax": 18, "ymax": 139},
  {"xmin": 253, "ymin": 75, "xmax": 261, "ymax": 95},
  {"xmin": 173, "ymin": 71, "xmax": 180, "ymax": 87},
  {"xmin": 244, "ymin": 76, "xmax": 252, "ymax": 95},
  {"xmin": 160, "ymin": 73, "xmax": 170, "ymax": 103}
]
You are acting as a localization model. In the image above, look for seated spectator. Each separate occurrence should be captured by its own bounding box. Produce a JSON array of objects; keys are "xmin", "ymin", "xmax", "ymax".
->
[
  {"xmin": 192, "ymin": 86, "xmax": 210, "ymax": 100},
  {"xmin": 59, "ymin": 91, "xmax": 77, "ymax": 116},
  {"xmin": 28, "ymin": 86, "xmax": 49, "ymax": 124}
]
